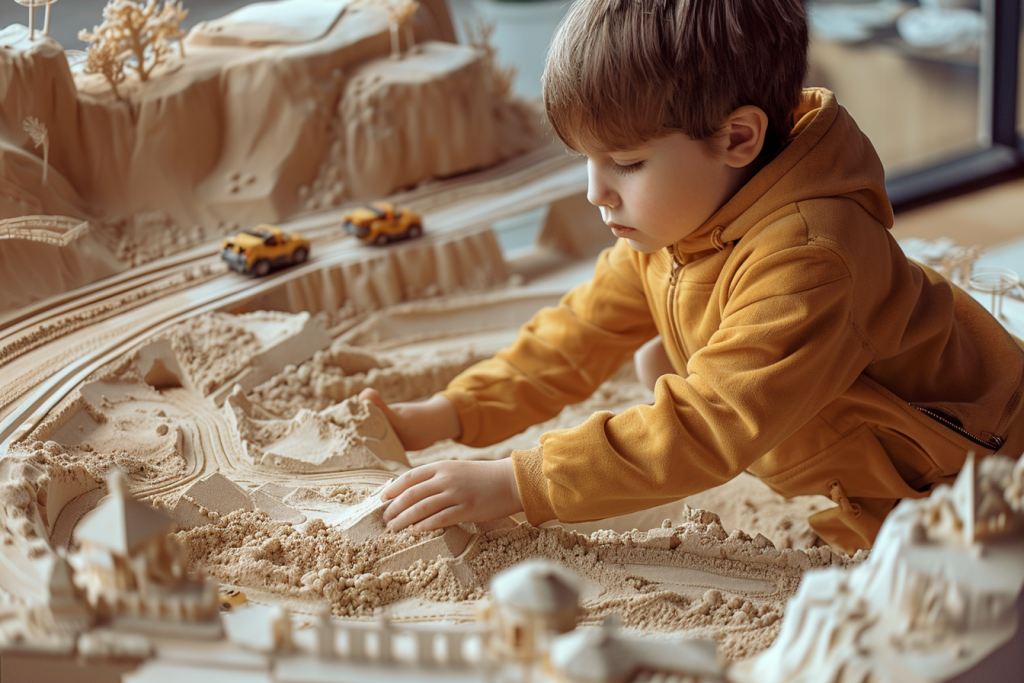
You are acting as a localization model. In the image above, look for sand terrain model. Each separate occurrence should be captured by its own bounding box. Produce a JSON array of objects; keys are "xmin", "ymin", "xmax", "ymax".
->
[{"xmin": 0, "ymin": 1, "xmax": 1023, "ymax": 681}]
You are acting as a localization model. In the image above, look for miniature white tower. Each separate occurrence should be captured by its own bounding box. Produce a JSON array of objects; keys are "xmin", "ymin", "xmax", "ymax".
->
[
  {"xmin": 73, "ymin": 468, "xmax": 178, "ymax": 594},
  {"xmin": 489, "ymin": 559, "xmax": 581, "ymax": 661},
  {"xmin": 549, "ymin": 617, "xmax": 638, "ymax": 683}
]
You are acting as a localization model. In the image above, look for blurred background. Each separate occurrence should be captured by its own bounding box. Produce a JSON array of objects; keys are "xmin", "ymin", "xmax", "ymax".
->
[{"xmin": 3, "ymin": 0, "xmax": 1021, "ymax": 208}]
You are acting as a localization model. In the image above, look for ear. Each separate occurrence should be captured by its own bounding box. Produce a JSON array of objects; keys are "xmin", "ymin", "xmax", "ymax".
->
[{"xmin": 720, "ymin": 106, "xmax": 768, "ymax": 168}]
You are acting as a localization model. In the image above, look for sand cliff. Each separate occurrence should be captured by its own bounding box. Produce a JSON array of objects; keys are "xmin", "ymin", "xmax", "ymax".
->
[{"xmin": 0, "ymin": 0, "xmax": 545, "ymax": 309}]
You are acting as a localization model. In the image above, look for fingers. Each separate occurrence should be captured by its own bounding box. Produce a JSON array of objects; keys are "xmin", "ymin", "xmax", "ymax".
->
[
  {"xmin": 382, "ymin": 464, "xmax": 436, "ymax": 502},
  {"xmin": 360, "ymin": 388, "xmax": 401, "ymax": 430},
  {"xmin": 359, "ymin": 387, "xmax": 385, "ymax": 409},
  {"xmin": 386, "ymin": 490, "xmax": 456, "ymax": 531},
  {"xmin": 413, "ymin": 505, "xmax": 469, "ymax": 532}
]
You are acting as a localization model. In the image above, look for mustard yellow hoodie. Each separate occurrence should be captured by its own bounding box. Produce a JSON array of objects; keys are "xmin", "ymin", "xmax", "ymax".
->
[{"xmin": 440, "ymin": 89, "xmax": 1024, "ymax": 553}]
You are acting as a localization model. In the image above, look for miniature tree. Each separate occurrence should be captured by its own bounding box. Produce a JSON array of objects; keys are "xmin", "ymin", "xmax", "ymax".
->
[
  {"xmin": 386, "ymin": 0, "xmax": 419, "ymax": 60},
  {"xmin": 466, "ymin": 18, "xmax": 516, "ymax": 99},
  {"xmin": 78, "ymin": 0, "xmax": 189, "ymax": 87},
  {"xmin": 22, "ymin": 116, "xmax": 49, "ymax": 184},
  {"xmin": 81, "ymin": 35, "xmax": 129, "ymax": 100}
]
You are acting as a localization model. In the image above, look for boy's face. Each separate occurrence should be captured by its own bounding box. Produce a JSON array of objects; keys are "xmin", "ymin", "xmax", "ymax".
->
[{"xmin": 585, "ymin": 133, "xmax": 744, "ymax": 253}]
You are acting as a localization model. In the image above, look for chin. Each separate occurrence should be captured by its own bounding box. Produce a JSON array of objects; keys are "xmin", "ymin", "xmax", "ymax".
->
[{"xmin": 624, "ymin": 237, "xmax": 662, "ymax": 254}]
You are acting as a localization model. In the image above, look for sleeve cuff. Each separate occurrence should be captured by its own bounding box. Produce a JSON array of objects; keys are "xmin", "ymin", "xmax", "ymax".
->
[
  {"xmin": 437, "ymin": 388, "xmax": 482, "ymax": 446},
  {"xmin": 512, "ymin": 446, "xmax": 558, "ymax": 526}
]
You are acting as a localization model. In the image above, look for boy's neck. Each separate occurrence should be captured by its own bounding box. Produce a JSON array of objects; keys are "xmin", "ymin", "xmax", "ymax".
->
[{"xmin": 721, "ymin": 157, "xmax": 767, "ymax": 211}]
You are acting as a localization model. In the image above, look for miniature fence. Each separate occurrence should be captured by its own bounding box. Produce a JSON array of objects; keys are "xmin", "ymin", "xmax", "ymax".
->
[
  {"xmin": 0, "ymin": 215, "xmax": 91, "ymax": 246},
  {"xmin": 316, "ymin": 617, "xmax": 489, "ymax": 669}
]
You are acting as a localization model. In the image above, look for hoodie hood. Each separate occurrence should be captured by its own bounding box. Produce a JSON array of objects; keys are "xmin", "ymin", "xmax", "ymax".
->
[{"xmin": 676, "ymin": 88, "xmax": 893, "ymax": 255}]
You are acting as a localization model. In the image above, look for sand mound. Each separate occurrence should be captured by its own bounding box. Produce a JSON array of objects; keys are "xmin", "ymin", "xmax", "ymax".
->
[
  {"xmin": 0, "ymin": 216, "xmax": 121, "ymax": 312},
  {"xmin": 225, "ymin": 391, "xmax": 409, "ymax": 474},
  {"xmin": 735, "ymin": 455, "xmax": 1024, "ymax": 682},
  {"xmin": 0, "ymin": 0, "xmax": 544, "ymax": 310}
]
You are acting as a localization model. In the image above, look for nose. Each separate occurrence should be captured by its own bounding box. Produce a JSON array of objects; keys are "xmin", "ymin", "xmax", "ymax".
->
[{"xmin": 586, "ymin": 159, "xmax": 619, "ymax": 210}]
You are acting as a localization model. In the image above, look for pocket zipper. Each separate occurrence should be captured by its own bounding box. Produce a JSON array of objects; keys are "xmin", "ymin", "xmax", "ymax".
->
[{"xmin": 914, "ymin": 405, "xmax": 1004, "ymax": 451}]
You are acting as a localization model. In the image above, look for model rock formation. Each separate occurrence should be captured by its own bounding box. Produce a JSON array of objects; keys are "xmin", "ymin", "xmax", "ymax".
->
[
  {"xmin": 0, "ymin": 0, "xmax": 546, "ymax": 310},
  {"xmin": 733, "ymin": 453, "xmax": 1024, "ymax": 683}
]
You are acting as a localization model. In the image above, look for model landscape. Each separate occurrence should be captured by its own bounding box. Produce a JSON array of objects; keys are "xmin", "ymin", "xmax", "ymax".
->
[{"xmin": 1, "ymin": 1, "xmax": 1023, "ymax": 682}]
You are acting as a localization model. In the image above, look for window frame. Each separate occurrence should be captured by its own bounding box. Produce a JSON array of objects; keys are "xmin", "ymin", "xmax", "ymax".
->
[{"xmin": 887, "ymin": 0, "xmax": 1021, "ymax": 209}]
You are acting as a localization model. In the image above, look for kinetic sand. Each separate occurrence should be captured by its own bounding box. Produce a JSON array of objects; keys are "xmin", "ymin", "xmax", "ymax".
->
[{"xmin": 1, "ymin": 2, "xmax": 1023, "ymax": 682}]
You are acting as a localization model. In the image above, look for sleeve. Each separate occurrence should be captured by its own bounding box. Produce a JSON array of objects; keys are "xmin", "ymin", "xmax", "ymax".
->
[
  {"xmin": 512, "ymin": 244, "xmax": 876, "ymax": 525},
  {"xmin": 440, "ymin": 239, "xmax": 659, "ymax": 447}
]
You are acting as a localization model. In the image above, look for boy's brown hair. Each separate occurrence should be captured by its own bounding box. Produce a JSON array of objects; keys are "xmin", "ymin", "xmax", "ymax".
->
[{"xmin": 543, "ymin": 0, "xmax": 809, "ymax": 157}]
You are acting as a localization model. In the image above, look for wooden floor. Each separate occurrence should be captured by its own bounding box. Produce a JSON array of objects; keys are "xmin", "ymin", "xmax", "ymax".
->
[{"xmin": 892, "ymin": 178, "xmax": 1024, "ymax": 249}]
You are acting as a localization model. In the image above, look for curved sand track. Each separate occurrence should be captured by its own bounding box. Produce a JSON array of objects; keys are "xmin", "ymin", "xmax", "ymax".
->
[{"xmin": 0, "ymin": 148, "xmax": 586, "ymax": 448}]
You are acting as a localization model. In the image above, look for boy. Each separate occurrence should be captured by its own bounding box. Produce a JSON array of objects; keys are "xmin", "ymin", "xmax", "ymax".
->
[{"xmin": 361, "ymin": 0, "xmax": 1024, "ymax": 554}]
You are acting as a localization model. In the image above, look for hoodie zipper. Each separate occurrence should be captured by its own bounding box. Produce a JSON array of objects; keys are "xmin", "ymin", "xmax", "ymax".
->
[
  {"xmin": 914, "ymin": 405, "xmax": 1004, "ymax": 451},
  {"xmin": 666, "ymin": 247, "xmax": 686, "ymax": 355}
]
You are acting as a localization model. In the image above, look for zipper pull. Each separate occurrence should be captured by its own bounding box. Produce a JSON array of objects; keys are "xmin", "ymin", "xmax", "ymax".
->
[{"xmin": 669, "ymin": 251, "xmax": 682, "ymax": 285}]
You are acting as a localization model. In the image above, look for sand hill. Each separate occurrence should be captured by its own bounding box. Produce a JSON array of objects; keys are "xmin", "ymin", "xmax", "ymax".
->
[{"xmin": 0, "ymin": 0, "xmax": 545, "ymax": 310}]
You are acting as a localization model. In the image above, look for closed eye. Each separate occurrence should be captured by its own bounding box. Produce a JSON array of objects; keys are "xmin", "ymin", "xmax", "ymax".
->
[{"xmin": 612, "ymin": 161, "xmax": 645, "ymax": 176}]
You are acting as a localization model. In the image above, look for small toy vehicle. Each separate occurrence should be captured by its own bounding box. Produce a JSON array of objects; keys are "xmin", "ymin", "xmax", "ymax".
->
[
  {"xmin": 218, "ymin": 587, "xmax": 247, "ymax": 611},
  {"xmin": 342, "ymin": 201, "xmax": 423, "ymax": 246},
  {"xmin": 221, "ymin": 224, "xmax": 310, "ymax": 277}
]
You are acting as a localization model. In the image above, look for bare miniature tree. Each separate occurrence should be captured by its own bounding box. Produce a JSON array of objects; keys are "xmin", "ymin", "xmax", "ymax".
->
[
  {"xmin": 22, "ymin": 117, "xmax": 49, "ymax": 184},
  {"xmin": 465, "ymin": 18, "xmax": 516, "ymax": 99},
  {"xmin": 386, "ymin": 0, "xmax": 419, "ymax": 60},
  {"xmin": 78, "ymin": 0, "xmax": 189, "ymax": 85}
]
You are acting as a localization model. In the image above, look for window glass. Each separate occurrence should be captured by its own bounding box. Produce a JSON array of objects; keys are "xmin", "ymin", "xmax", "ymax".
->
[{"xmin": 806, "ymin": 0, "xmax": 985, "ymax": 176}]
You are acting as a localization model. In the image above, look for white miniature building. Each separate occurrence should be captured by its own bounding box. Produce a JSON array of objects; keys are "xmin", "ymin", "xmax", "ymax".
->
[
  {"xmin": 32, "ymin": 550, "xmax": 92, "ymax": 636},
  {"xmin": 548, "ymin": 619, "xmax": 637, "ymax": 683},
  {"xmin": 69, "ymin": 468, "xmax": 219, "ymax": 628},
  {"xmin": 489, "ymin": 558, "xmax": 581, "ymax": 661},
  {"xmin": 548, "ymin": 617, "xmax": 727, "ymax": 683}
]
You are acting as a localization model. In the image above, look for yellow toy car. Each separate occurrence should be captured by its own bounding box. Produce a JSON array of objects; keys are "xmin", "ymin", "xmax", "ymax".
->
[
  {"xmin": 221, "ymin": 224, "xmax": 310, "ymax": 277},
  {"xmin": 342, "ymin": 201, "xmax": 423, "ymax": 246},
  {"xmin": 218, "ymin": 587, "xmax": 247, "ymax": 611}
]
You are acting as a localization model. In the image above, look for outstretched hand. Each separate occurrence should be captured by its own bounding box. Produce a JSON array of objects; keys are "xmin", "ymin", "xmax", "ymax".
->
[
  {"xmin": 381, "ymin": 459, "xmax": 524, "ymax": 532},
  {"xmin": 359, "ymin": 388, "xmax": 462, "ymax": 452}
]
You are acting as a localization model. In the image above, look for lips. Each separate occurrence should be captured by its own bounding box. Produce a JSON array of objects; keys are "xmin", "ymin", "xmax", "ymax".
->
[{"xmin": 607, "ymin": 222, "xmax": 636, "ymax": 236}]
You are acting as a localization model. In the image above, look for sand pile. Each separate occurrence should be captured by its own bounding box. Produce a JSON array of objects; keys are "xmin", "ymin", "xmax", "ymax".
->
[
  {"xmin": 734, "ymin": 454, "xmax": 1024, "ymax": 683},
  {"xmin": 160, "ymin": 313, "xmax": 265, "ymax": 396},
  {"xmin": 176, "ymin": 501, "xmax": 841, "ymax": 661},
  {"xmin": 225, "ymin": 391, "xmax": 410, "ymax": 473},
  {"xmin": 251, "ymin": 341, "xmax": 489, "ymax": 417}
]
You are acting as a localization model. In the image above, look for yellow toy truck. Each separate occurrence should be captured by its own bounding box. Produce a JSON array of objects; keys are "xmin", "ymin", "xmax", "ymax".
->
[
  {"xmin": 220, "ymin": 224, "xmax": 310, "ymax": 277},
  {"xmin": 342, "ymin": 201, "xmax": 423, "ymax": 246}
]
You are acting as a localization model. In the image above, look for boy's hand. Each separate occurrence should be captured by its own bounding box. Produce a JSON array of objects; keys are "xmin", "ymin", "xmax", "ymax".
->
[
  {"xmin": 359, "ymin": 388, "xmax": 462, "ymax": 451},
  {"xmin": 381, "ymin": 459, "xmax": 524, "ymax": 532}
]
